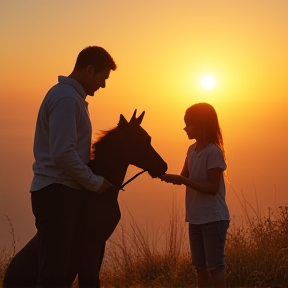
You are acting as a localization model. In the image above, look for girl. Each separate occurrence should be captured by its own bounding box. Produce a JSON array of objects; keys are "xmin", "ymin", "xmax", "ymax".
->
[{"xmin": 159, "ymin": 103, "xmax": 230, "ymax": 288}]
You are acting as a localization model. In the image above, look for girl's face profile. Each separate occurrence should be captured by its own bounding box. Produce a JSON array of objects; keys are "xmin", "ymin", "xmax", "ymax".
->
[
  {"xmin": 184, "ymin": 122, "xmax": 199, "ymax": 140},
  {"xmin": 184, "ymin": 113, "xmax": 198, "ymax": 140}
]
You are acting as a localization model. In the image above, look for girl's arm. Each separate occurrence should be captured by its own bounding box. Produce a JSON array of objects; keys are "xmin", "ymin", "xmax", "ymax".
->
[
  {"xmin": 159, "ymin": 168, "xmax": 222, "ymax": 196},
  {"xmin": 180, "ymin": 157, "xmax": 189, "ymax": 177}
]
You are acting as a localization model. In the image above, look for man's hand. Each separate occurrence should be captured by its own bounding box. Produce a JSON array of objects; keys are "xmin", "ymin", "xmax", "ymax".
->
[
  {"xmin": 97, "ymin": 178, "xmax": 116, "ymax": 193},
  {"xmin": 158, "ymin": 174, "xmax": 184, "ymax": 185}
]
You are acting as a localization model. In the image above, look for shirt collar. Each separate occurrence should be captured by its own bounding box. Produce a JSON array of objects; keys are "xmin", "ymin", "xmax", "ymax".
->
[{"xmin": 58, "ymin": 76, "xmax": 86, "ymax": 100}]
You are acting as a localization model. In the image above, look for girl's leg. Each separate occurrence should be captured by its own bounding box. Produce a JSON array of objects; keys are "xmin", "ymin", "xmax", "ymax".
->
[
  {"xmin": 189, "ymin": 224, "xmax": 210, "ymax": 288},
  {"xmin": 202, "ymin": 220, "xmax": 229, "ymax": 288},
  {"xmin": 196, "ymin": 267, "xmax": 211, "ymax": 288},
  {"xmin": 210, "ymin": 269, "xmax": 226, "ymax": 288}
]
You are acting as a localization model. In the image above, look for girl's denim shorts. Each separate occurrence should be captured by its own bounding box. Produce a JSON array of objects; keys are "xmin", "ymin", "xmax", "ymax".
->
[{"xmin": 188, "ymin": 220, "xmax": 230, "ymax": 271}]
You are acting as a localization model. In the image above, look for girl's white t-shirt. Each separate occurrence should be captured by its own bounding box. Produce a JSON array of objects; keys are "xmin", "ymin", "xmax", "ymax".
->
[{"xmin": 185, "ymin": 142, "xmax": 230, "ymax": 224}]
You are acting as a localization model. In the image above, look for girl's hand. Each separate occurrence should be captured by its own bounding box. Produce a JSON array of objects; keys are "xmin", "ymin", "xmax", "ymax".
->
[{"xmin": 158, "ymin": 174, "xmax": 183, "ymax": 185}]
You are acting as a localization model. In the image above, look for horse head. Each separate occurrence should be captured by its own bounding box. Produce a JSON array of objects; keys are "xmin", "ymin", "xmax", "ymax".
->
[
  {"xmin": 90, "ymin": 110, "xmax": 167, "ymax": 186},
  {"xmin": 117, "ymin": 109, "xmax": 167, "ymax": 178}
]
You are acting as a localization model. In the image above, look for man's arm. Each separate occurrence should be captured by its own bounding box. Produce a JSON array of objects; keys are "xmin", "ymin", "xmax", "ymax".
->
[{"xmin": 49, "ymin": 97, "xmax": 111, "ymax": 192}]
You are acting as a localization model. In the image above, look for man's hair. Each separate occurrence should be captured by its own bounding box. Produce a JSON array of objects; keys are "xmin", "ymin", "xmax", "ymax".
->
[{"xmin": 74, "ymin": 46, "xmax": 117, "ymax": 72}]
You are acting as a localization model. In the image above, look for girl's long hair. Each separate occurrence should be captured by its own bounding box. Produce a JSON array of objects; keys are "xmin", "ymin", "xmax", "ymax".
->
[{"xmin": 185, "ymin": 103, "xmax": 225, "ymax": 160}]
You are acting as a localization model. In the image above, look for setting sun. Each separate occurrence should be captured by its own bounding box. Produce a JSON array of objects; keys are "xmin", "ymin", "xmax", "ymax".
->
[{"xmin": 200, "ymin": 75, "xmax": 216, "ymax": 90}]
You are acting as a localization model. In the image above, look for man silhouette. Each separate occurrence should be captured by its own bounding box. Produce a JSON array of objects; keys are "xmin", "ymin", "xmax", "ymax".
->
[{"xmin": 30, "ymin": 46, "xmax": 117, "ymax": 287}]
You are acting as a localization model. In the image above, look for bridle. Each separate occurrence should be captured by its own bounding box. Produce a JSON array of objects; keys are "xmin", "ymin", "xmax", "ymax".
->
[
  {"xmin": 119, "ymin": 170, "xmax": 147, "ymax": 191},
  {"xmin": 106, "ymin": 170, "xmax": 147, "ymax": 193}
]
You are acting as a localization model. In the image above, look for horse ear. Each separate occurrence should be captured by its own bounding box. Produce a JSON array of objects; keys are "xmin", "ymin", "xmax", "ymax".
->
[
  {"xmin": 129, "ymin": 109, "xmax": 137, "ymax": 123},
  {"xmin": 129, "ymin": 109, "xmax": 145, "ymax": 125},
  {"xmin": 118, "ymin": 114, "xmax": 128, "ymax": 127},
  {"xmin": 135, "ymin": 111, "xmax": 145, "ymax": 125}
]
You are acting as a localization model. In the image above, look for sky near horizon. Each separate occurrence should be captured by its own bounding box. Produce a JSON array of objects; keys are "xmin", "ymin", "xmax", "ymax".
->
[{"xmin": 0, "ymin": 0, "xmax": 287, "ymax": 249}]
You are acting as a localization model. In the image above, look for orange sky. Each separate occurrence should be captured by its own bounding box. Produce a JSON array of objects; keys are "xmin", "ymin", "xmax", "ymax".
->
[{"xmin": 0, "ymin": 0, "xmax": 287, "ymax": 249}]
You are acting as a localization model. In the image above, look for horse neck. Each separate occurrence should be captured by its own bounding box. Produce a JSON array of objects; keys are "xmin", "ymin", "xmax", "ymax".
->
[{"xmin": 90, "ymin": 144, "xmax": 129, "ymax": 187}]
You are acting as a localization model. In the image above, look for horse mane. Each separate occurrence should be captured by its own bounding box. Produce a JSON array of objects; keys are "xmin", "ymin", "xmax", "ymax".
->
[{"xmin": 91, "ymin": 126, "xmax": 119, "ymax": 159}]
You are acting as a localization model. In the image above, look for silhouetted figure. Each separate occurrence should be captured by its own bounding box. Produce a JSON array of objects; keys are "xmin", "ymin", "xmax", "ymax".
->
[
  {"xmin": 29, "ymin": 46, "xmax": 117, "ymax": 288},
  {"xmin": 159, "ymin": 103, "xmax": 229, "ymax": 288}
]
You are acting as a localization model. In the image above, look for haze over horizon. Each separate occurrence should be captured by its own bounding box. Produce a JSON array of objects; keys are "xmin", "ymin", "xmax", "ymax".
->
[{"xmin": 0, "ymin": 0, "xmax": 287, "ymax": 249}]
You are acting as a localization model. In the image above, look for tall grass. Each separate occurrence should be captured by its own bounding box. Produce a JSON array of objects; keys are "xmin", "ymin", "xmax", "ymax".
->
[
  {"xmin": 0, "ymin": 215, "xmax": 17, "ymax": 286},
  {"xmin": 100, "ymin": 193, "xmax": 288, "ymax": 287},
  {"xmin": 225, "ymin": 205, "xmax": 288, "ymax": 287},
  {"xmin": 101, "ymin": 196, "xmax": 195, "ymax": 287},
  {"xmin": 1, "ymin": 195, "xmax": 287, "ymax": 287}
]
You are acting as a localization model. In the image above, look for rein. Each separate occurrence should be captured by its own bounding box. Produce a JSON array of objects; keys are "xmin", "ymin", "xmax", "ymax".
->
[{"xmin": 119, "ymin": 170, "xmax": 147, "ymax": 191}]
